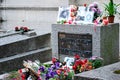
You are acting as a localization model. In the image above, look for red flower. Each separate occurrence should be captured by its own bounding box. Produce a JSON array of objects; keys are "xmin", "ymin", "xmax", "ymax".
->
[
  {"xmin": 21, "ymin": 74, "xmax": 25, "ymax": 80},
  {"xmin": 52, "ymin": 57, "xmax": 57, "ymax": 64},
  {"xmin": 74, "ymin": 60, "xmax": 79, "ymax": 66},
  {"xmin": 72, "ymin": 65, "xmax": 77, "ymax": 70},
  {"xmin": 71, "ymin": 8, "xmax": 74, "ymax": 12},
  {"xmin": 56, "ymin": 70, "xmax": 61, "ymax": 75},
  {"xmin": 59, "ymin": 68, "xmax": 64, "ymax": 71},
  {"xmin": 83, "ymin": 59, "xmax": 88, "ymax": 64},
  {"xmin": 74, "ymin": 54, "xmax": 80, "ymax": 59},
  {"xmin": 64, "ymin": 72, "xmax": 68, "ymax": 76},
  {"xmin": 15, "ymin": 26, "xmax": 19, "ymax": 31},
  {"xmin": 24, "ymin": 27, "xmax": 28, "ymax": 32},
  {"xmin": 84, "ymin": 4, "xmax": 87, "ymax": 7},
  {"xmin": 75, "ymin": 59, "xmax": 85, "ymax": 66},
  {"xmin": 64, "ymin": 20, "xmax": 67, "ymax": 24},
  {"xmin": 68, "ymin": 20, "xmax": 72, "ymax": 24}
]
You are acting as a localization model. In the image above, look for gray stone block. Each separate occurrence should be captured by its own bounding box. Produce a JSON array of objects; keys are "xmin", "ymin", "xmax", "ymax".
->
[
  {"xmin": 0, "ymin": 47, "xmax": 52, "ymax": 74},
  {"xmin": 24, "ymin": 31, "xmax": 37, "ymax": 37},
  {"xmin": 74, "ymin": 62, "xmax": 120, "ymax": 80},
  {"xmin": 0, "ymin": 31, "xmax": 52, "ymax": 74},
  {"xmin": 0, "ymin": 33, "xmax": 51, "ymax": 58},
  {"xmin": 51, "ymin": 23, "xmax": 119, "ymax": 65}
]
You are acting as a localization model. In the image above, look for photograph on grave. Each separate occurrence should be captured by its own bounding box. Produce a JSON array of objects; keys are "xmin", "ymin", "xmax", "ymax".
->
[
  {"xmin": 64, "ymin": 57, "xmax": 74, "ymax": 69},
  {"xmin": 57, "ymin": 6, "xmax": 70, "ymax": 21},
  {"xmin": 75, "ymin": 6, "xmax": 94, "ymax": 24},
  {"xmin": 58, "ymin": 32, "xmax": 92, "ymax": 59},
  {"xmin": 84, "ymin": 11, "xmax": 94, "ymax": 23}
]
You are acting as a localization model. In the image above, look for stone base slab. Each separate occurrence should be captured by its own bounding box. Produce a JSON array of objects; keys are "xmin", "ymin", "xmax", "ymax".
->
[{"xmin": 74, "ymin": 62, "xmax": 120, "ymax": 80}]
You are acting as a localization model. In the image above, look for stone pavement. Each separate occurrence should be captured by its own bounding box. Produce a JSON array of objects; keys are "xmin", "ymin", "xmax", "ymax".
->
[{"xmin": 74, "ymin": 62, "xmax": 120, "ymax": 80}]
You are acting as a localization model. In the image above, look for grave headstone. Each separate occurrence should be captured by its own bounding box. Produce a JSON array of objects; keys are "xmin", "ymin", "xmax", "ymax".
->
[{"xmin": 52, "ymin": 23, "xmax": 119, "ymax": 65}]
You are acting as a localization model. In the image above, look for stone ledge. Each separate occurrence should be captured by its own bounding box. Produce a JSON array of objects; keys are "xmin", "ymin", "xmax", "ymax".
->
[
  {"xmin": 0, "ymin": 30, "xmax": 20, "ymax": 38},
  {"xmin": 0, "ymin": 7, "xmax": 58, "ymax": 11},
  {"xmin": 0, "ymin": 47, "xmax": 52, "ymax": 74},
  {"xmin": 0, "ymin": 33, "xmax": 51, "ymax": 58},
  {"xmin": 74, "ymin": 62, "xmax": 120, "ymax": 80},
  {"xmin": 0, "ymin": 47, "xmax": 51, "ymax": 62}
]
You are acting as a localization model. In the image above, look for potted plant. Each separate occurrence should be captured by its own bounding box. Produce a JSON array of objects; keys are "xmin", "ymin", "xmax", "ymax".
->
[{"xmin": 104, "ymin": 0, "xmax": 120, "ymax": 23}]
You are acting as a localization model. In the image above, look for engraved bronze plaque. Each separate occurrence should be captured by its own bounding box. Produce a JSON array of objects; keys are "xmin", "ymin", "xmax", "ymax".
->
[{"xmin": 58, "ymin": 32, "xmax": 92, "ymax": 58}]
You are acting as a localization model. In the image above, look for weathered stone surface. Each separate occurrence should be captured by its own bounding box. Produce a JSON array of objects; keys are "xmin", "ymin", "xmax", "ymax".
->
[
  {"xmin": 0, "ymin": 33, "xmax": 50, "ymax": 58},
  {"xmin": 24, "ymin": 31, "xmax": 37, "ymax": 37},
  {"xmin": 52, "ymin": 23, "xmax": 119, "ymax": 65},
  {"xmin": 0, "ymin": 47, "xmax": 52, "ymax": 74},
  {"xmin": 74, "ymin": 62, "xmax": 120, "ymax": 80},
  {"xmin": 0, "ymin": 31, "xmax": 51, "ymax": 74},
  {"xmin": 1, "ymin": 0, "xmax": 68, "ymax": 7},
  {"xmin": 0, "ymin": 0, "xmax": 69, "ymax": 32}
]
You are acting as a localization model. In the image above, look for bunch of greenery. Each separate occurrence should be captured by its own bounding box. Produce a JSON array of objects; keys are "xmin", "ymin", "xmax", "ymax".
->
[
  {"xmin": 104, "ymin": 0, "xmax": 120, "ymax": 16},
  {"xmin": 5, "ymin": 71, "xmax": 20, "ymax": 80}
]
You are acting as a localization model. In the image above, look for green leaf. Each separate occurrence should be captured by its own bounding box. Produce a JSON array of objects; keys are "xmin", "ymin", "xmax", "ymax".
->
[
  {"xmin": 103, "ymin": 0, "xmax": 120, "ymax": 16},
  {"xmin": 67, "ymin": 71, "xmax": 74, "ymax": 80},
  {"xmin": 116, "ymin": 4, "xmax": 120, "ymax": 7},
  {"xmin": 49, "ymin": 78, "xmax": 56, "ymax": 80}
]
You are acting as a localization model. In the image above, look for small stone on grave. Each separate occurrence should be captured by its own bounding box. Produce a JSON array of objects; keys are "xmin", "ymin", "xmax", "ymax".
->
[{"xmin": 24, "ymin": 31, "xmax": 37, "ymax": 37}]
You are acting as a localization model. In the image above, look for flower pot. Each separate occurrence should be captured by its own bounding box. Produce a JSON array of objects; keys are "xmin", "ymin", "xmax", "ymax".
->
[{"xmin": 108, "ymin": 16, "xmax": 115, "ymax": 23}]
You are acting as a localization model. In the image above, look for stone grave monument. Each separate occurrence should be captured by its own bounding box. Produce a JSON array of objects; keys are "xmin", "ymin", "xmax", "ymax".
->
[{"xmin": 51, "ymin": 23, "xmax": 119, "ymax": 65}]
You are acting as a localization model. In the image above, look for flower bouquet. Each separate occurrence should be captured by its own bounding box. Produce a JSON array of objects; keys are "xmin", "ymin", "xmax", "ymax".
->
[
  {"xmin": 15, "ymin": 26, "xmax": 33, "ymax": 35},
  {"xmin": 89, "ymin": 2, "xmax": 102, "ymax": 21},
  {"xmin": 4, "ymin": 55, "xmax": 103, "ymax": 80},
  {"xmin": 72, "ymin": 54, "xmax": 103, "ymax": 74},
  {"xmin": 38, "ymin": 58, "xmax": 74, "ymax": 80}
]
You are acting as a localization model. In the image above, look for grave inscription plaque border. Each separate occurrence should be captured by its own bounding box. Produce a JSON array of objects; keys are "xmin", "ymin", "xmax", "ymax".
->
[{"xmin": 58, "ymin": 32, "xmax": 92, "ymax": 58}]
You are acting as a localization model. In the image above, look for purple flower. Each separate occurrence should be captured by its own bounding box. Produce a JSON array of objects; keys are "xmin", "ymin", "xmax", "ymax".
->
[
  {"xmin": 93, "ymin": 2, "xmax": 98, "ymax": 8},
  {"xmin": 91, "ymin": 8, "xmax": 97, "ymax": 12},
  {"xmin": 89, "ymin": 4, "xmax": 94, "ymax": 9},
  {"xmin": 89, "ymin": 2, "xmax": 101, "ymax": 20},
  {"xmin": 48, "ymin": 68, "xmax": 57, "ymax": 77},
  {"xmin": 90, "ymin": 56, "xmax": 98, "ymax": 60},
  {"xmin": 55, "ymin": 62, "xmax": 60, "ymax": 69},
  {"xmin": 51, "ymin": 72, "xmax": 55, "ymax": 77},
  {"xmin": 12, "ymin": 78, "xmax": 17, "ymax": 80},
  {"xmin": 45, "ymin": 67, "xmax": 57, "ymax": 80},
  {"xmin": 48, "ymin": 67, "xmax": 51, "ymax": 70},
  {"xmin": 50, "ymin": 71, "xmax": 57, "ymax": 77},
  {"xmin": 39, "ymin": 66, "xmax": 45, "ymax": 72},
  {"xmin": 97, "ymin": 9, "xmax": 101, "ymax": 14},
  {"xmin": 51, "ymin": 65, "xmax": 56, "ymax": 69},
  {"xmin": 37, "ymin": 77, "xmax": 42, "ymax": 80},
  {"xmin": 45, "ymin": 73, "xmax": 51, "ymax": 80},
  {"xmin": 51, "ymin": 62, "xmax": 60, "ymax": 69}
]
